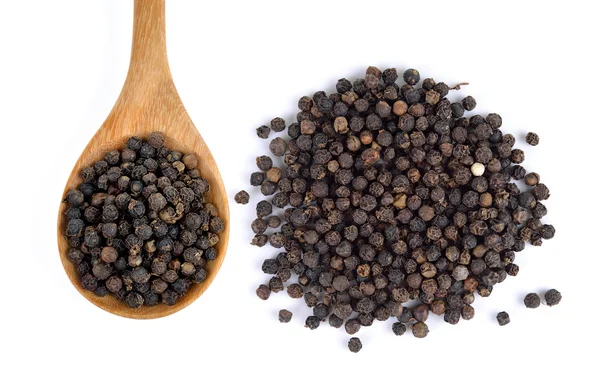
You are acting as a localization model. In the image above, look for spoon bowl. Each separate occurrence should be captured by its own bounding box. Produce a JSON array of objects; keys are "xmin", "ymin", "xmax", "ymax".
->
[{"xmin": 57, "ymin": 0, "xmax": 229, "ymax": 319}]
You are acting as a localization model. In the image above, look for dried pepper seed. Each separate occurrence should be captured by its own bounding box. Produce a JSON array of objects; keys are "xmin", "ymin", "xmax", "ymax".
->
[
  {"xmin": 496, "ymin": 311, "xmax": 510, "ymax": 326},
  {"xmin": 106, "ymin": 276, "xmax": 123, "ymax": 293},
  {"xmin": 329, "ymin": 314, "xmax": 343, "ymax": 328},
  {"xmin": 256, "ymin": 156, "xmax": 273, "ymax": 171},
  {"xmin": 125, "ymin": 292, "xmax": 144, "ymax": 308},
  {"xmin": 524, "ymin": 172, "xmax": 540, "ymax": 186},
  {"xmin": 412, "ymin": 322, "xmax": 429, "ymax": 338},
  {"xmin": 392, "ymin": 322, "xmax": 407, "ymax": 336},
  {"xmin": 269, "ymin": 138, "xmax": 287, "ymax": 156},
  {"xmin": 471, "ymin": 163, "xmax": 485, "ymax": 177},
  {"xmin": 461, "ymin": 305, "xmax": 475, "ymax": 320},
  {"xmin": 66, "ymin": 189, "xmax": 85, "ymax": 207},
  {"xmin": 524, "ymin": 293, "xmax": 541, "ymax": 308},
  {"xmin": 279, "ymin": 309, "xmax": 293, "ymax": 323},
  {"xmin": 265, "ymin": 216, "xmax": 280, "ymax": 229},
  {"xmin": 413, "ymin": 304, "xmax": 429, "ymax": 322},
  {"xmin": 539, "ymin": 224, "xmax": 555, "ymax": 239},
  {"xmin": 287, "ymin": 283, "xmax": 304, "ymax": 299},
  {"xmin": 182, "ymin": 154, "xmax": 198, "ymax": 170},
  {"xmin": 148, "ymin": 132, "xmax": 165, "ymax": 148},
  {"xmin": 250, "ymin": 172, "xmax": 265, "ymax": 186},
  {"xmin": 305, "ymin": 316, "xmax": 321, "ymax": 330},
  {"xmin": 81, "ymin": 273, "xmax": 98, "ymax": 291},
  {"xmin": 510, "ymin": 149, "xmax": 525, "ymax": 164},
  {"xmin": 532, "ymin": 183, "xmax": 551, "ymax": 200},
  {"xmin": 101, "ymin": 246, "xmax": 118, "ymax": 263},
  {"xmin": 266, "ymin": 167, "xmax": 282, "ymax": 183},
  {"xmin": 462, "ymin": 96, "xmax": 477, "ymax": 111},
  {"xmin": 234, "ymin": 190, "xmax": 250, "ymax": 205},
  {"xmin": 345, "ymin": 319, "xmax": 361, "ymax": 335},
  {"xmin": 256, "ymin": 125, "xmax": 271, "ymax": 139},
  {"xmin": 544, "ymin": 289, "xmax": 562, "ymax": 306},
  {"xmin": 63, "ymin": 132, "xmax": 222, "ymax": 308},
  {"xmin": 403, "ymin": 69, "xmax": 420, "ymax": 85},
  {"xmin": 271, "ymin": 117, "xmax": 286, "ymax": 132},
  {"xmin": 526, "ymin": 132, "xmax": 539, "ymax": 146},
  {"xmin": 393, "ymin": 100, "xmax": 408, "ymax": 116},
  {"xmin": 256, "ymin": 284, "xmax": 271, "ymax": 300},
  {"xmin": 444, "ymin": 309, "xmax": 461, "ymax": 325},
  {"xmin": 348, "ymin": 337, "xmax": 362, "ymax": 353}
]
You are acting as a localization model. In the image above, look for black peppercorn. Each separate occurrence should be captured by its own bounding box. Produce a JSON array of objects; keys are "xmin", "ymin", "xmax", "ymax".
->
[
  {"xmin": 348, "ymin": 337, "xmax": 362, "ymax": 353},
  {"xmin": 403, "ymin": 68, "xmax": 420, "ymax": 86},
  {"xmin": 125, "ymin": 292, "xmax": 144, "ymax": 308},
  {"xmin": 524, "ymin": 293, "xmax": 541, "ymax": 308},
  {"xmin": 412, "ymin": 322, "xmax": 429, "ymax": 338},
  {"xmin": 279, "ymin": 309, "xmax": 293, "ymax": 323},
  {"xmin": 544, "ymin": 289, "xmax": 562, "ymax": 306},
  {"xmin": 305, "ymin": 316, "xmax": 321, "ymax": 330},
  {"xmin": 496, "ymin": 311, "xmax": 510, "ymax": 326},
  {"xmin": 256, "ymin": 125, "xmax": 270, "ymax": 139},
  {"xmin": 526, "ymin": 132, "xmax": 539, "ymax": 146},
  {"xmin": 256, "ymin": 284, "xmax": 271, "ymax": 300}
]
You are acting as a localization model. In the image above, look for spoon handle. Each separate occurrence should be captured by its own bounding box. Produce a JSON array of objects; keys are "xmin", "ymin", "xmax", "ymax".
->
[
  {"xmin": 105, "ymin": 0, "xmax": 180, "ymax": 131},
  {"xmin": 126, "ymin": 0, "xmax": 171, "ymax": 86}
]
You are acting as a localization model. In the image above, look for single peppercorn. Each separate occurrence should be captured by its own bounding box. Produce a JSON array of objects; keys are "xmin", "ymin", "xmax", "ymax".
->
[
  {"xmin": 234, "ymin": 190, "xmax": 250, "ymax": 205},
  {"xmin": 524, "ymin": 293, "xmax": 541, "ymax": 308},
  {"xmin": 256, "ymin": 125, "xmax": 270, "ymax": 139},
  {"xmin": 148, "ymin": 131, "xmax": 165, "ymax": 148},
  {"xmin": 287, "ymin": 283, "xmax": 303, "ymax": 299},
  {"xmin": 345, "ymin": 319, "xmax": 361, "ymax": 335},
  {"xmin": 305, "ymin": 315, "xmax": 321, "ymax": 330},
  {"xmin": 526, "ymin": 132, "xmax": 539, "ymax": 146},
  {"xmin": 256, "ymin": 284, "xmax": 271, "ymax": 300},
  {"xmin": 461, "ymin": 305, "xmax": 475, "ymax": 320},
  {"xmin": 348, "ymin": 337, "xmax": 362, "ymax": 353},
  {"xmin": 279, "ymin": 309, "xmax": 293, "ymax": 323},
  {"xmin": 256, "ymin": 156, "xmax": 273, "ymax": 171},
  {"xmin": 444, "ymin": 309, "xmax": 461, "ymax": 325},
  {"xmin": 100, "ymin": 246, "xmax": 118, "ymax": 263},
  {"xmin": 496, "ymin": 311, "xmax": 510, "ymax": 326},
  {"xmin": 403, "ymin": 69, "xmax": 420, "ymax": 85},
  {"xmin": 524, "ymin": 172, "xmax": 540, "ymax": 186},
  {"xmin": 412, "ymin": 322, "xmax": 429, "ymax": 338},
  {"xmin": 462, "ymin": 96, "xmax": 477, "ymax": 111},
  {"xmin": 392, "ymin": 322, "xmax": 407, "ymax": 336},
  {"xmin": 269, "ymin": 137, "xmax": 287, "ymax": 156},
  {"xmin": 544, "ymin": 289, "xmax": 562, "ymax": 306},
  {"xmin": 125, "ymin": 292, "xmax": 144, "ymax": 308},
  {"xmin": 413, "ymin": 304, "xmax": 429, "ymax": 322},
  {"xmin": 270, "ymin": 117, "xmax": 286, "ymax": 132},
  {"xmin": 250, "ymin": 172, "xmax": 265, "ymax": 186}
]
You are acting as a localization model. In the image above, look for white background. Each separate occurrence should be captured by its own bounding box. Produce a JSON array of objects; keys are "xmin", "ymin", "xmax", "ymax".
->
[{"xmin": 0, "ymin": 0, "xmax": 598, "ymax": 365}]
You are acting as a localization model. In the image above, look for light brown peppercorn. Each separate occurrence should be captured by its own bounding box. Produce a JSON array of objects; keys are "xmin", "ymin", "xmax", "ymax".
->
[
  {"xmin": 182, "ymin": 154, "xmax": 198, "ymax": 170},
  {"xmin": 524, "ymin": 172, "xmax": 540, "ymax": 186},
  {"xmin": 266, "ymin": 167, "xmax": 281, "ymax": 183},
  {"xmin": 393, "ymin": 100, "xmax": 408, "ymax": 116},
  {"xmin": 412, "ymin": 322, "xmax": 429, "ymax": 338}
]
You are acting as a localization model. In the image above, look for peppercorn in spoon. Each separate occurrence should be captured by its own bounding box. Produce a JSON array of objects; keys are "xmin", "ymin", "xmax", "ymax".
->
[{"xmin": 57, "ymin": 0, "xmax": 229, "ymax": 319}]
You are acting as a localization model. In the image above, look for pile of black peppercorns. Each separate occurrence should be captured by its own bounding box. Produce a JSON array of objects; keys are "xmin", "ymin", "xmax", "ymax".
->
[
  {"xmin": 242, "ymin": 66, "xmax": 555, "ymax": 352},
  {"xmin": 64, "ymin": 132, "xmax": 224, "ymax": 308}
]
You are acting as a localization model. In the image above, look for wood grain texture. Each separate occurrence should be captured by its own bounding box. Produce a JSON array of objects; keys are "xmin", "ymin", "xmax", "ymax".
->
[{"xmin": 57, "ymin": 0, "xmax": 229, "ymax": 319}]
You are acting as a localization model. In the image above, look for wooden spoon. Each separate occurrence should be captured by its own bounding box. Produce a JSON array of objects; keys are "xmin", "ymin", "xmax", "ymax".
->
[{"xmin": 57, "ymin": 0, "xmax": 229, "ymax": 319}]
